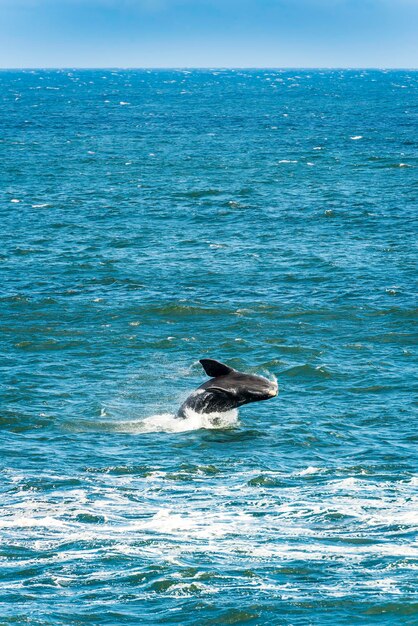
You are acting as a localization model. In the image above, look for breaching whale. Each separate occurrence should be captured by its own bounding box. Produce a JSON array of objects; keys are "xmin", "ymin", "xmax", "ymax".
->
[{"xmin": 177, "ymin": 359, "xmax": 278, "ymax": 418}]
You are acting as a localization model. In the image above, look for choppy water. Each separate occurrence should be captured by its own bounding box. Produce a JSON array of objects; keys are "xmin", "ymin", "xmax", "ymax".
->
[{"xmin": 1, "ymin": 69, "xmax": 417, "ymax": 625}]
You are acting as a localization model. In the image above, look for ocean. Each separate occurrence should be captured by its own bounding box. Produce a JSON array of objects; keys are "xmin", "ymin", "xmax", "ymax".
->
[{"xmin": 0, "ymin": 69, "xmax": 417, "ymax": 625}]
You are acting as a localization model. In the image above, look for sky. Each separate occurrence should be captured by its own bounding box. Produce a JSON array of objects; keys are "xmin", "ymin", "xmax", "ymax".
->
[{"xmin": 0, "ymin": 0, "xmax": 417, "ymax": 68}]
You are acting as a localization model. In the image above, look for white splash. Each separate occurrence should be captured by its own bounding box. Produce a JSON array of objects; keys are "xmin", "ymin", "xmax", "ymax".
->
[{"xmin": 108, "ymin": 408, "xmax": 239, "ymax": 434}]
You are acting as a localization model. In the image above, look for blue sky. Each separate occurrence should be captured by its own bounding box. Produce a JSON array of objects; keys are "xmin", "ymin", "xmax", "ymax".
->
[{"xmin": 1, "ymin": 0, "xmax": 417, "ymax": 68}]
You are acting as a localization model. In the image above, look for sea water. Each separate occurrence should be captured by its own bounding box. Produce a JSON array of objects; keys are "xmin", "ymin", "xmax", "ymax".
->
[{"xmin": 0, "ymin": 69, "xmax": 417, "ymax": 625}]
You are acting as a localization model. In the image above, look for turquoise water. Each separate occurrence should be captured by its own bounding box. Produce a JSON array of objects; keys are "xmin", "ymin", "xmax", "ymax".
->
[{"xmin": 1, "ymin": 69, "xmax": 417, "ymax": 625}]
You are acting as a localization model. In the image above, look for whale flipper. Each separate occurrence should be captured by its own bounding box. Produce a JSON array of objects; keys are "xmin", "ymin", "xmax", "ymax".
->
[{"xmin": 199, "ymin": 359, "xmax": 234, "ymax": 378}]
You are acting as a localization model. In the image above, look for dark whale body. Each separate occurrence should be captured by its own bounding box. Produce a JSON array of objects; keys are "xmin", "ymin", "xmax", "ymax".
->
[{"xmin": 177, "ymin": 359, "xmax": 278, "ymax": 418}]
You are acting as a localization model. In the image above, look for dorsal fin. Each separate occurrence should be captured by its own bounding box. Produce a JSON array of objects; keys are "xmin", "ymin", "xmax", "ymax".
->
[{"xmin": 200, "ymin": 359, "xmax": 234, "ymax": 378}]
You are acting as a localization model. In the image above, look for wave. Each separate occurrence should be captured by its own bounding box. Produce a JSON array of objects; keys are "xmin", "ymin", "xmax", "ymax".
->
[{"xmin": 281, "ymin": 364, "xmax": 334, "ymax": 379}]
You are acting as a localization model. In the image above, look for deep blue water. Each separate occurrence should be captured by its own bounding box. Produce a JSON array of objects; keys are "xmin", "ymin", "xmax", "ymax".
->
[{"xmin": 0, "ymin": 69, "xmax": 417, "ymax": 625}]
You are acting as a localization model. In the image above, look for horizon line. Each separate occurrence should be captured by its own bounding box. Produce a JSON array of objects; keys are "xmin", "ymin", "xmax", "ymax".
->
[{"xmin": 1, "ymin": 66, "xmax": 417, "ymax": 71}]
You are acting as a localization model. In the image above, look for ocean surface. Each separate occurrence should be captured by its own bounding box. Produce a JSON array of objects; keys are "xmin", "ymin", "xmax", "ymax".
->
[{"xmin": 0, "ymin": 69, "xmax": 417, "ymax": 625}]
